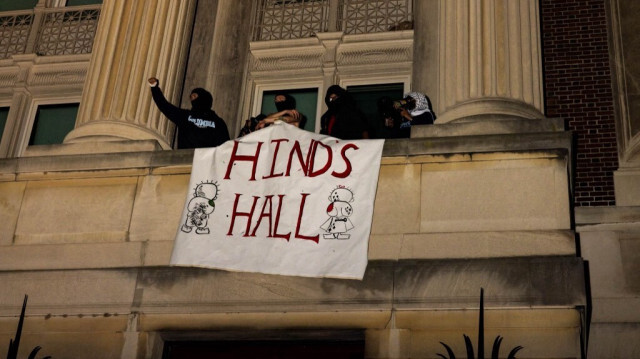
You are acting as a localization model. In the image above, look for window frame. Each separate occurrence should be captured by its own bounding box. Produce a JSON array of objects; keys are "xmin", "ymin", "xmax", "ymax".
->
[
  {"xmin": 28, "ymin": 102, "xmax": 80, "ymax": 147},
  {"xmin": 250, "ymin": 79, "xmax": 326, "ymax": 133},
  {"xmin": 338, "ymin": 74, "xmax": 412, "ymax": 95},
  {"xmin": 0, "ymin": 103, "xmax": 11, "ymax": 156},
  {"xmin": 16, "ymin": 95, "xmax": 81, "ymax": 156}
]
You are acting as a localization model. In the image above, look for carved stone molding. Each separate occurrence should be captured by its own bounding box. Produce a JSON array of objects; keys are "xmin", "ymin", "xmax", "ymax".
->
[
  {"xmin": 250, "ymin": 49, "xmax": 325, "ymax": 73},
  {"xmin": 0, "ymin": 69, "xmax": 19, "ymax": 95},
  {"xmin": 337, "ymin": 42, "xmax": 412, "ymax": 67},
  {"xmin": 249, "ymin": 31, "xmax": 414, "ymax": 76},
  {"xmin": 27, "ymin": 61, "xmax": 88, "ymax": 88},
  {"xmin": 0, "ymin": 54, "xmax": 89, "ymax": 99}
]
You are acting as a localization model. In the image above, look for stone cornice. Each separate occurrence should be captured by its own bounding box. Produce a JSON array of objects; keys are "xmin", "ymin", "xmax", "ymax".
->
[
  {"xmin": 0, "ymin": 54, "xmax": 90, "ymax": 100},
  {"xmin": 0, "ymin": 130, "xmax": 572, "ymax": 182}
]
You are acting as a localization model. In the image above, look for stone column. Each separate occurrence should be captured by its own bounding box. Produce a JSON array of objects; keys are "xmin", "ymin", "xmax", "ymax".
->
[
  {"xmin": 64, "ymin": 0, "xmax": 197, "ymax": 149},
  {"xmin": 0, "ymin": 89, "xmax": 32, "ymax": 158},
  {"xmin": 414, "ymin": 0, "xmax": 544, "ymax": 123},
  {"xmin": 180, "ymin": 0, "xmax": 219, "ymax": 108},
  {"xmin": 203, "ymin": 0, "xmax": 254, "ymax": 137}
]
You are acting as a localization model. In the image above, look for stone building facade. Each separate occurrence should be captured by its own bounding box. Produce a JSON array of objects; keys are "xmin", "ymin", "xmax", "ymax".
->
[{"xmin": 0, "ymin": 0, "xmax": 637, "ymax": 358}]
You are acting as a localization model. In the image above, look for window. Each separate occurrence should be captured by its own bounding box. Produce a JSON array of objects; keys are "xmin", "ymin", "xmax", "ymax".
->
[
  {"xmin": 0, "ymin": 0, "xmax": 38, "ymax": 12},
  {"xmin": 0, "ymin": 107, "xmax": 9, "ymax": 145},
  {"xmin": 28, "ymin": 103, "xmax": 78, "ymax": 146},
  {"xmin": 261, "ymin": 88, "xmax": 319, "ymax": 132},
  {"xmin": 347, "ymin": 82, "xmax": 404, "ymax": 138},
  {"xmin": 65, "ymin": 0, "xmax": 103, "ymax": 6}
]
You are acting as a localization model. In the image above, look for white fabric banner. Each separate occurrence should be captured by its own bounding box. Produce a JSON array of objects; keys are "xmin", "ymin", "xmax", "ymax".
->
[{"xmin": 170, "ymin": 122, "xmax": 384, "ymax": 280}]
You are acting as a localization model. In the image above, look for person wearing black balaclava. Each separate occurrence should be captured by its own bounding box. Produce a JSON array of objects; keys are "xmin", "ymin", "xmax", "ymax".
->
[
  {"xmin": 320, "ymin": 85, "xmax": 369, "ymax": 140},
  {"xmin": 255, "ymin": 93, "xmax": 304, "ymax": 130},
  {"xmin": 148, "ymin": 77, "xmax": 229, "ymax": 149},
  {"xmin": 377, "ymin": 96, "xmax": 410, "ymax": 139}
]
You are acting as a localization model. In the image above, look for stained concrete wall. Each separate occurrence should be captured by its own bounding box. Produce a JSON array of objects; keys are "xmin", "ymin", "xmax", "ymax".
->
[
  {"xmin": 576, "ymin": 207, "xmax": 640, "ymax": 359},
  {"xmin": 0, "ymin": 121, "xmax": 584, "ymax": 358}
]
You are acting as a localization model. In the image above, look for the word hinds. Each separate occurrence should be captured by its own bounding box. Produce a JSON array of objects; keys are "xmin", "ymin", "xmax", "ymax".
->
[
  {"xmin": 226, "ymin": 192, "xmax": 319, "ymax": 243},
  {"xmin": 223, "ymin": 139, "xmax": 359, "ymax": 181}
]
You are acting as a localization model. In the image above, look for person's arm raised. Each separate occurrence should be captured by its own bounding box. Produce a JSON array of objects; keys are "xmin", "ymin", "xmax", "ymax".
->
[{"xmin": 148, "ymin": 77, "xmax": 186, "ymax": 125}]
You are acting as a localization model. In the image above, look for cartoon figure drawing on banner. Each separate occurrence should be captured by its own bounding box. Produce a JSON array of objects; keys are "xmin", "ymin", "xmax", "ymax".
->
[
  {"xmin": 182, "ymin": 181, "xmax": 219, "ymax": 234},
  {"xmin": 320, "ymin": 186, "xmax": 355, "ymax": 239}
]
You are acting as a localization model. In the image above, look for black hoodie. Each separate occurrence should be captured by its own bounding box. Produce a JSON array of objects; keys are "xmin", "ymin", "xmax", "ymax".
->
[
  {"xmin": 320, "ymin": 85, "xmax": 369, "ymax": 140},
  {"xmin": 150, "ymin": 83, "xmax": 230, "ymax": 149}
]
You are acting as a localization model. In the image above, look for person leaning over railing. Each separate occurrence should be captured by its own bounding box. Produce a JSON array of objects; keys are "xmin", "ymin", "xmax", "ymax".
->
[
  {"xmin": 256, "ymin": 93, "xmax": 305, "ymax": 129},
  {"xmin": 395, "ymin": 91, "xmax": 437, "ymax": 126}
]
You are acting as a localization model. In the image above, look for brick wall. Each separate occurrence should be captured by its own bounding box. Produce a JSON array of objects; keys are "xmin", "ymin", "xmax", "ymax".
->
[{"xmin": 541, "ymin": 0, "xmax": 618, "ymax": 206}]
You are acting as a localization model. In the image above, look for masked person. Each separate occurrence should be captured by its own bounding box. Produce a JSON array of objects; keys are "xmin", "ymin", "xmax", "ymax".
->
[
  {"xmin": 377, "ymin": 96, "xmax": 410, "ymax": 139},
  {"xmin": 148, "ymin": 77, "xmax": 230, "ymax": 149},
  {"xmin": 320, "ymin": 85, "xmax": 369, "ymax": 140},
  {"xmin": 255, "ymin": 93, "xmax": 303, "ymax": 130},
  {"xmin": 395, "ymin": 91, "xmax": 437, "ymax": 126}
]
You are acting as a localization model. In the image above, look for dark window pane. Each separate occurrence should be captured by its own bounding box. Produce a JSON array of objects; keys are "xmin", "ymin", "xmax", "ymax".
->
[
  {"xmin": 0, "ymin": 107, "xmax": 9, "ymax": 143},
  {"xmin": 29, "ymin": 103, "xmax": 78, "ymax": 146},
  {"xmin": 347, "ymin": 83, "xmax": 405, "ymax": 138},
  {"xmin": 261, "ymin": 88, "xmax": 319, "ymax": 132},
  {"xmin": 0, "ymin": 0, "xmax": 38, "ymax": 12}
]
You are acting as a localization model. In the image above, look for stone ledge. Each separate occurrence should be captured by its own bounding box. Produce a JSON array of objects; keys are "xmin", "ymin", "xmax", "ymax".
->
[
  {"xmin": 0, "ymin": 242, "xmax": 145, "ymax": 271},
  {"xmin": 614, "ymin": 168, "xmax": 640, "ymax": 206},
  {"xmin": 0, "ymin": 232, "xmax": 577, "ymax": 272},
  {"xmin": 575, "ymin": 206, "xmax": 640, "ymax": 226},
  {"xmin": 0, "ymin": 132, "xmax": 572, "ymax": 181},
  {"xmin": 0, "ymin": 257, "xmax": 585, "ymax": 316},
  {"xmin": 392, "ymin": 257, "xmax": 585, "ymax": 309},
  {"xmin": 412, "ymin": 117, "xmax": 565, "ymax": 138},
  {"xmin": 369, "ymin": 230, "xmax": 576, "ymax": 260},
  {"xmin": 384, "ymin": 132, "xmax": 572, "ymax": 158},
  {"xmin": 22, "ymin": 140, "xmax": 163, "ymax": 157},
  {"xmin": 0, "ymin": 148, "xmax": 196, "ymax": 181},
  {"xmin": 591, "ymin": 297, "xmax": 640, "ymax": 323},
  {"xmin": 140, "ymin": 312, "xmax": 390, "ymax": 331}
]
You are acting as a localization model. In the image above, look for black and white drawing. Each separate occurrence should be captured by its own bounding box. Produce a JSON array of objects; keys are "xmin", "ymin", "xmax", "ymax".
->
[
  {"xmin": 320, "ymin": 186, "xmax": 355, "ymax": 239},
  {"xmin": 182, "ymin": 181, "xmax": 219, "ymax": 234}
]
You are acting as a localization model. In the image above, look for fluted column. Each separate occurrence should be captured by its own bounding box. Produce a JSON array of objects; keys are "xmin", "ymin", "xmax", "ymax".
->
[
  {"xmin": 414, "ymin": 0, "xmax": 544, "ymax": 123},
  {"xmin": 64, "ymin": 0, "xmax": 197, "ymax": 148},
  {"xmin": 203, "ymin": 0, "xmax": 254, "ymax": 137}
]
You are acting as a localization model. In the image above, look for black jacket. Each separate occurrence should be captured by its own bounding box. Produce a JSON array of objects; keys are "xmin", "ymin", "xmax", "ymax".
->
[
  {"xmin": 320, "ymin": 85, "xmax": 369, "ymax": 140},
  {"xmin": 150, "ymin": 84, "xmax": 230, "ymax": 149}
]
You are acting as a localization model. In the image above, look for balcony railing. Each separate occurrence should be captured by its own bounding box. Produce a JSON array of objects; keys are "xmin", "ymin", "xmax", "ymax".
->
[
  {"xmin": 253, "ymin": 0, "xmax": 412, "ymax": 41},
  {"xmin": 0, "ymin": 4, "xmax": 101, "ymax": 60},
  {"xmin": 0, "ymin": 11, "xmax": 34, "ymax": 59},
  {"xmin": 341, "ymin": 0, "xmax": 412, "ymax": 35}
]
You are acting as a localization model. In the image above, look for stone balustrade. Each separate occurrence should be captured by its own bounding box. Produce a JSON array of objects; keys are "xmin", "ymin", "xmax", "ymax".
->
[{"xmin": 0, "ymin": 4, "xmax": 101, "ymax": 60}]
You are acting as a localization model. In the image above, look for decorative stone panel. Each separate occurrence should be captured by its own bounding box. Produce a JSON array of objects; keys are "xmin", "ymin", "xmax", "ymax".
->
[
  {"xmin": 336, "ymin": 38, "xmax": 412, "ymax": 67},
  {"xmin": 250, "ymin": 43, "xmax": 326, "ymax": 73},
  {"xmin": 27, "ymin": 56, "xmax": 89, "ymax": 87}
]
